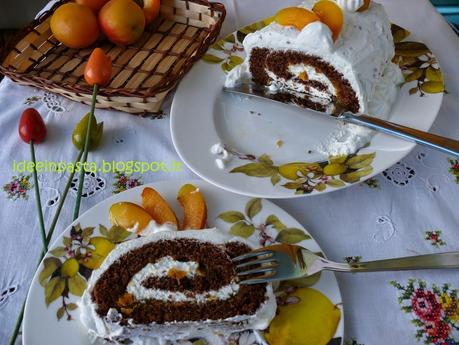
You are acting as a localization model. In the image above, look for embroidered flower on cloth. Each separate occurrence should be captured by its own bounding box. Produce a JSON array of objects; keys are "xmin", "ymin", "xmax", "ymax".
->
[
  {"xmin": 112, "ymin": 171, "xmax": 143, "ymax": 194},
  {"xmin": 448, "ymin": 159, "xmax": 459, "ymax": 184},
  {"xmin": 391, "ymin": 279, "xmax": 459, "ymax": 344},
  {"xmin": 3, "ymin": 174, "xmax": 32, "ymax": 200},
  {"xmin": 361, "ymin": 178, "xmax": 379, "ymax": 189},
  {"xmin": 425, "ymin": 230, "xmax": 446, "ymax": 247}
]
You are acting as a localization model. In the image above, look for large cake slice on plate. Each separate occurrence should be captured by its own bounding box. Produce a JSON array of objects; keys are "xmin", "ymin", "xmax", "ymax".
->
[
  {"xmin": 79, "ymin": 228, "xmax": 276, "ymax": 344},
  {"xmin": 226, "ymin": 0, "xmax": 403, "ymax": 119}
]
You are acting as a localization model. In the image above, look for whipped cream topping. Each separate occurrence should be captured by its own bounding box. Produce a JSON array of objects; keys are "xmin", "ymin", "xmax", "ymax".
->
[
  {"xmin": 225, "ymin": 0, "xmax": 403, "ymax": 155},
  {"xmin": 210, "ymin": 142, "xmax": 232, "ymax": 170},
  {"xmin": 79, "ymin": 228, "xmax": 277, "ymax": 345},
  {"xmin": 336, "ymin": 0, "xmax": 365, "ymax": 12}
]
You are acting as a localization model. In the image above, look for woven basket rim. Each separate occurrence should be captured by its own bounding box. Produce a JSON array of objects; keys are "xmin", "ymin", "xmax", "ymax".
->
[{"xmin": 0, "ymin": 0, "xmax": 226, "ymax": 98}]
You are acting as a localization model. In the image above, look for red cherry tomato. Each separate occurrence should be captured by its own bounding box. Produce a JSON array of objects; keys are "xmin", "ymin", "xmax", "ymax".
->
[
  {"xmin": 18, "ymin": 108, "xmax": 47, "ymax": 143},
  {"xmin": 84, "ymin": 48, "xmax": 112, "ymax": 87}
]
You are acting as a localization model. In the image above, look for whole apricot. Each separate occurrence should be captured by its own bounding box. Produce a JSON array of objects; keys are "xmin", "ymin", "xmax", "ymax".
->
[
  {"xmin": 50, "ymin": 3, "xmax": 99, "ymax": 49},
  {"xmin": 99, "ymin": 0, "xmax": 146, "ymax": 45},
  {"xmin": 76, "ymin": 0, "xmax": 110, "ymax": 13}
]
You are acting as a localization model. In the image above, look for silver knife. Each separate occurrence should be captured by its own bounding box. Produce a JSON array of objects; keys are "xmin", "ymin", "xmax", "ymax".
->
[{"xmin": 223, "ymin": 83, "xmax": 459, "ymax": 157}]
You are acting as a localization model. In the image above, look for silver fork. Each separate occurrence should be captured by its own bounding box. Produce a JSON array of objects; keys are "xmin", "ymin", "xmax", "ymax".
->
[{"xmin": 233, "ymin": 244, "xmax": 459, "ymax": 285}]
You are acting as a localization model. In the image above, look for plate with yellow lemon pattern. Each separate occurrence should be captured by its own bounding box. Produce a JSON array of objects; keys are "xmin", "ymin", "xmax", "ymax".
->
[
  {"xmin": 170, "ymin": 10, "xmax": 445, "ymax": 198},
  {"xmin": 23, "ymin": 179, "xmax": 344, "ymax": 345}
]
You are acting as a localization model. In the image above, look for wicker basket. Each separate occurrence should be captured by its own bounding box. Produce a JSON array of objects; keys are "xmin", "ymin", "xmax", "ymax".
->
[{"xmin": 0, "ymin": 0, "xmax": 225, "ymax": 114}]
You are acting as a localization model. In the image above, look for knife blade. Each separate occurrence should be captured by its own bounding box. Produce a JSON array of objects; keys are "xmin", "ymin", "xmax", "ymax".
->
[{"xmin": 222, "ymin": 83, "xmax": 459, "ymax": 156}]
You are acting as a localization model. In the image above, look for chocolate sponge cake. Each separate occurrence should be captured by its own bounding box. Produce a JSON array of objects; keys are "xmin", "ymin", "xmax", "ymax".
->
[{"xmin": 79, "ymin": 229, "xmax": 276, "ymax": 344}]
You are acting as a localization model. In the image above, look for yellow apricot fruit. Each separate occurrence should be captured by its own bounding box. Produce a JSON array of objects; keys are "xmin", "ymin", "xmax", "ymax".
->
[
  {"xmin": 275, "ymin": 7, "xmax": 320, "ymax": 30},
  {"xmin": 61, "ymin": 258, "xmax": 79, "ymax": 277},
  {"xmin": 109, "ymin": 202, "xmax": 153, "ymax": 234},
  {"xmin": 312, "ymin": 0, "xmax": 344, "ymax": 41}
]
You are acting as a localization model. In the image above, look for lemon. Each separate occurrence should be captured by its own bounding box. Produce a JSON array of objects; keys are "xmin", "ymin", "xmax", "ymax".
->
[{"xmin": 265, "ymin": 288, "xmax": 341, "ymax": 345}]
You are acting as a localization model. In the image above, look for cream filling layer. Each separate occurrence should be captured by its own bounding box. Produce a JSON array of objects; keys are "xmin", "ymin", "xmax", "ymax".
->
[{"xmin": 126, "ymin": 256, "xmax": 240, "ymax": 303}]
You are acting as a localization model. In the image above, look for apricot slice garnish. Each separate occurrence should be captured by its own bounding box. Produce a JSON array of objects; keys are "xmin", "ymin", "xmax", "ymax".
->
[
  {"xmin": 109, "ymin": 202, "xmax": 153, "ymax": 234},
  {"xmin": 357, "ymin": 0, "xmax": 371, "ymax": 12},
  {"xmin": 312, "ymin": 0, "xmax": 344, "ymax": 41},
  {"xmin": 141, "ymin": 187, "xmax": 179, "ymax": 228},
  {"xmin": 275, "ymin": 7, "xmax": 320, "ymax": 31},
  {"xmin": 177, "ymin": 184, "xmax": 207, "ymax": 230}
]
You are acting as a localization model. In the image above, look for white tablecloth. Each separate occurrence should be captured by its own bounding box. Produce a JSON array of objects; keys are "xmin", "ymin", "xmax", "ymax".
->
[{"xmin": 1, "ymin": 0, "xmax": 459, "ymax": 344}]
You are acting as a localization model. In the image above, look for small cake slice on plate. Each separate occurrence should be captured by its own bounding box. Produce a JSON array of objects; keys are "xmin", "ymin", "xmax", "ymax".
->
[
  {"xmin": 79, "ymin": 228, "xmax": 276, "ymax": 344},
  {"xmin": 226, "ymin": 0, "xmax": 403, "ymax": 123}
]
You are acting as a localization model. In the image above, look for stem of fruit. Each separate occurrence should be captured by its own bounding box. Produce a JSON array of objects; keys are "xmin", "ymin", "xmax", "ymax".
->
[
  {"xmin": 73, "ymin": 84, "xmax": 99, "ymax": 221},
  {"xmin": 46, "ymin": 149, "xmax": 84, "ymax": 244},
  {"xmin": 30, "ymin": 140, "xmax": 47, "ymax": 254},
  {"xmin": 8, "ymin": 301, "xmax": 25, "ymax": 345}
]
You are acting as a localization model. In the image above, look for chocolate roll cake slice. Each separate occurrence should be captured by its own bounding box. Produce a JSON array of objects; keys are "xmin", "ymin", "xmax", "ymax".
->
[
  {"xmin": 79, "ymin": 229, "xmax": 276, "ymax": 344},
  {"xmin": 226, "ymin": 0, "xmax": 404, "ymax": 117}
]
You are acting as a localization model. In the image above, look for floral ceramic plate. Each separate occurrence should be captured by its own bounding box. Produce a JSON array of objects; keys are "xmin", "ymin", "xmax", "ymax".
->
[
  {"xmin": 23, "ymin": 180, "xmax": 344, "ymax": 345},
  {"xmin": 170, "ymin": 22, "xmax": 445, "ymax": 198}
]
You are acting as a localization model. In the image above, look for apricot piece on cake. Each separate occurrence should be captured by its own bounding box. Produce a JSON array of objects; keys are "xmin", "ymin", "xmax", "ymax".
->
[
  {"xmin": 358, "ymin": 0, "xmax": 371, "ymax": 12},
  {"xmin": 141, "ymin": 187, "xmax": 179, "ymax": 228},
  {"xmin": 275, "ymin": 7, "xmax": 320, "ymax": 31},
  {"xmin": 312, "ymin": 0, "xmax": 344, "ymax": 41},
  {"xmin": 177, "ymin": 184, "xmax": 207, "ymax": 230},
  {"xmin": 109, "ymin": 202, "xmax": 152, "ymax": 234}
]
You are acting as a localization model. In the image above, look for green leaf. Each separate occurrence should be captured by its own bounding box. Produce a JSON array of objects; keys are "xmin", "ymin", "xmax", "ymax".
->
[
  {"xmin": 50, "ymin": 247, "xmax": 66, "ymax": 257},
  {"xmin": 246, "ymin": 198, "xmax": 262, "ymax": 219},
  {"xmin": 229, "ymin": 221, "xmax": 255, "ymax": 238},
  {"xmin": 391, "ymin": 24, "xmax": 411, "ymax": 43},
  {"xmin": 67, "ymin": 303, "xmax": 78, "ymax": 311},
  {"xmin": 82, "ymin": 227, "xmax": 94, "ymax": 238},
  {"xmin": 229, "ymin": 55, "xmax": 244, "ymax": 65},
  {"xmin": 346, "ymin": 153, "xmax": 375, "ymax": 168},
  {"xmin": 56, "ymin": 306, "xmax": 65, "ymax": 321},
  {"xmin": 395, "ymin": 42, "xmax": 430, "ymax": 57},
  {"xmin": 340, "ymin": 166, "xmax": 373, "ymax": 183},
  {"xmin": 218, "ymin": 211, "xmax": 246, "ymax": 223},
  {"xmin": 223, "ymin": 34, "xmax": 236, "ymax": 43},
  {"xmin": 45, "ymin": 277, "xmax": 66, "ymax": 306},
  {"xmin": 202, "ymin": 54, "xmax": 224, "ymax": 63},
  {"xmin": 193, "ymin": 340, "xmax": 207, "ymax": 345},
  {"xmin": 282, "ymin": 181, "xmax": 302, "ymax": 190},
  {"xmin": 39, "ymin": 257, "xmax": 62, "ymax": 287},
  {"xmin": 107, "ymin": 225, "xmax": 131, "ymax": 243},
  {"xmin": 420, "ymin": 81, "xmax": 445, "ymax": 94},
  {"xmin": 315, "ymin": 183, "xmax": 326, "ymax": 192},
  {"xmin": 271, "ymin": 174, "xmax": 281, "ymax": 186},
  {"xmin": 258, "ymin": 154, "xmax": 274, "ymax": 166},
  {"xmin": 326, "ymin": 179, "xmax": 346, "ymax": 188},
  {"xmin": 63, "ymin": 236, "xmax": 72, "ymax": 247},
  {"xmin": 404, "ymin": 68, "xmax": 424, "ymax": 83},
  {"xmin": 68, "ymin": 274, "xmax": 87, "ymax": 297},
  {"xmin": 230, "ymin": 163, "xmax": 277, "ymax": 177},
  {"xmin": 212, "ymin": 41, "xmax": 225, "ymax": 51},
  {"xmin": 266, "ymin": 215, "xmax": 286, "ymax": 231},
  {"xmin": 276, "ymin": 228, "xmax": 311, "ymax": 244},
  {"xmin": 99, "ymin": 224, "xmax": 109, "ymax": 237}
]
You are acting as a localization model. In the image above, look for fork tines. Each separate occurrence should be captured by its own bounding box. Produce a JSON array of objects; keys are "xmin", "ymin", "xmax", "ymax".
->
[{"xmin": 232, "ymin": 250, "xmax": 278, "ymax": 285}]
